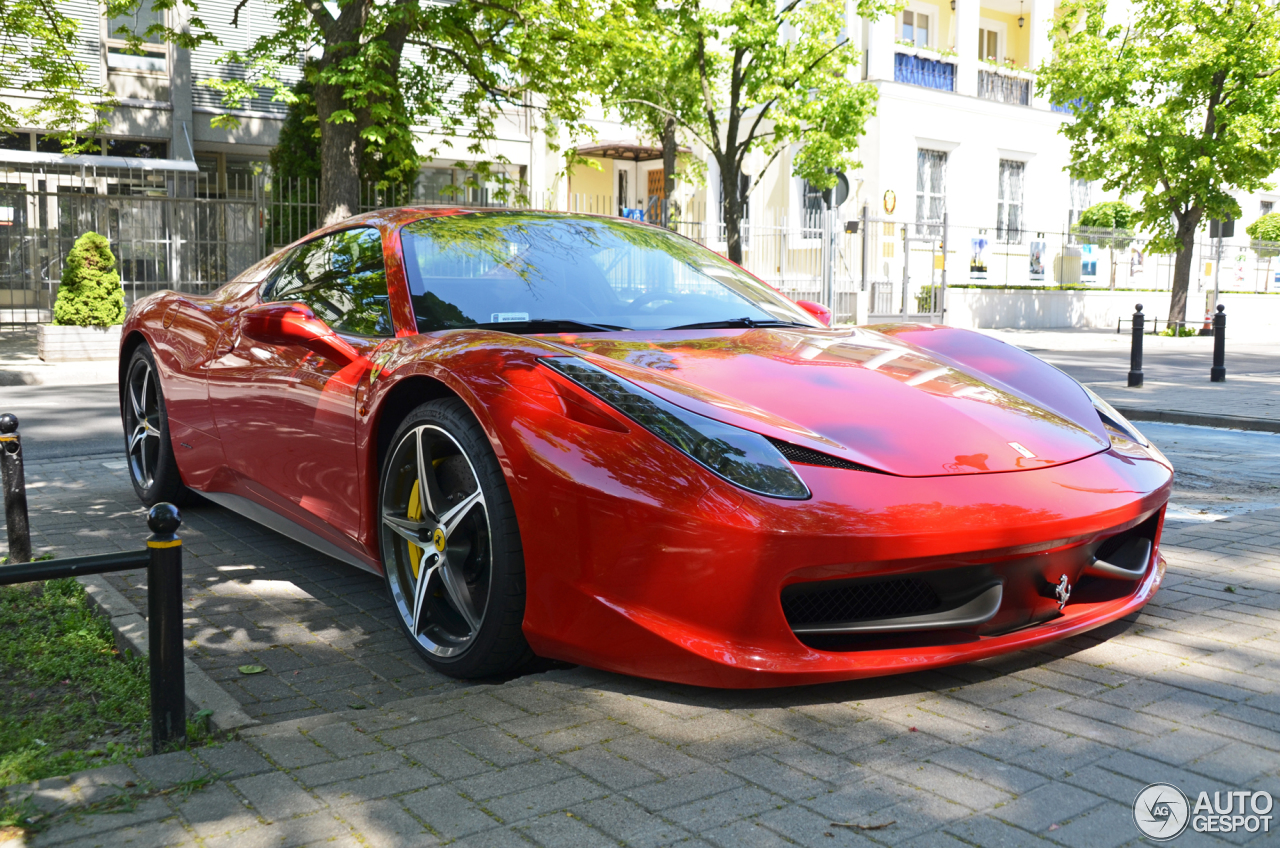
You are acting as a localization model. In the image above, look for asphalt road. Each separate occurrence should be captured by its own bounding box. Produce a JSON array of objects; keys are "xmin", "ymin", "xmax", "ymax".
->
[{"xmin": 0, "ymin": 383, "xmax": 122, "ymax": 460}]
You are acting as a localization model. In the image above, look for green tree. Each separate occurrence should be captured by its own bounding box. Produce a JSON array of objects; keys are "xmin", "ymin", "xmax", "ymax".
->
[
  {"xmin": 1074, "ymin": 200, "xmax": 1136, "ymax": 289},
  {"xmin": 597, "ymin": 0, "xmax": 895, "ymax": 264},
  {"xmin": 53, "ymin": 233, "xmax": 125, "ymax": 328},
  {"xmin": 1038, "ymin": 0, "xmax": 1280, "ymax": 324},
  {"xmin": 0, "ymin": 1, "xmax": 211, "ymax": 149},
  {"xmin": 208, "ymin": 0, "xmax": 605, "ymax": 226},
  {"xmin": 594, "ymin": 0, "xmax": 707, "ymax": 219},
  {"xmin": 1246, "ymin": 211, "xmax": 1280, "ymax": 292}
]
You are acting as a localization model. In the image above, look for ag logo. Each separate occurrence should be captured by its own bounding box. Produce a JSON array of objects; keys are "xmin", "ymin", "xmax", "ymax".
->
[{"xmin": 1134, "ymin": 783, "xmax": 1190, "ymax": 841}]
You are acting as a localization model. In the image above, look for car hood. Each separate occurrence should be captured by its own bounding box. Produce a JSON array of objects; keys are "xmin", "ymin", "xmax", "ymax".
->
[{"xmin": 544, "ymin": 325, "xmax": 1110, "ymax": 477}]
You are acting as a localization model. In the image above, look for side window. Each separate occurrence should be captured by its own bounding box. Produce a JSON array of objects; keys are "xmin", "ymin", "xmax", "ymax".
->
[{"xmin": 269, "ymin": 228, "xmax": 392, "ymax": 336}]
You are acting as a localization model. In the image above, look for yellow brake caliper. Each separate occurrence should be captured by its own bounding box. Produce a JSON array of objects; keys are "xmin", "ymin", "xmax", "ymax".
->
[
  {"xmin": 408, "ymin": 480, "xmax": 423, "ymax": 577},
  {"xmin": 408, "ymin": 457, "xmax": 448, "ymax": 579}
]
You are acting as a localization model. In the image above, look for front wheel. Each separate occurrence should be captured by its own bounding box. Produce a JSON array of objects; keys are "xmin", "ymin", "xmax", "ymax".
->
[
  {"xmin": 379, "ymin": 398, "xmax": 531, "ymax": 678},
  {"xmin": 122, "ymin": 344, "xmax": 190, "ymax": 506}
]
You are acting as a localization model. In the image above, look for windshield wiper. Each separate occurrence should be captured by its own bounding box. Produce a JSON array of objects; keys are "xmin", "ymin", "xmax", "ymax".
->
[
  {"xmin": 664, "ymin": 317, "xmax": 813, "ymax": 331},
  {"xmin": 467, "ymin": 318, "xmax": 628, "ymax": 334}
]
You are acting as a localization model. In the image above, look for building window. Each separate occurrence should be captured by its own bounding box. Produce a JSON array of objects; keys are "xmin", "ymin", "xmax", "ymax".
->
[
  {"xmin": 106, "ymin": 3, "xmax": 166, "ymax": 72},
  {"xmin": 801, "ymin": 179, "xmax": 825, "ymax": 235},
  {"xmin": 617, "ymin": 170, "xmax": 628, "ymax": 214},
  {"xmin": 916, "ymin": 149, "xmax": 947, "ymax": 236},
  {"xmin": 978, "ymin": 27, "xmax": 1000, "ymax": 62},
  {"xmin": 997, "ymin": 159, "xmax": 1025, "ymax": 243},
  {"xmin": 901, "ymin": 10, "xmax": 930, "ymax": 48},
  {"xmin": 105, "ymin": 139, "xmax": 168, "ymax": 159},
  {"xmin": 1262, "ymin": 200, "xmax": 1274, "ymax": 217},
  {"xmin": 1068, "ymin": 176, "xmax": 1090, "ymax": 232}
]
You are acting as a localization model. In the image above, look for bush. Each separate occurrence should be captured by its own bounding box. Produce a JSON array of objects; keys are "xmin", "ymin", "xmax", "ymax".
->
[
  {"xmin": 1246, "ymin": 212, "xmax": 1280, "ymax": 257},
  {"xmin": 52, "ymin": 232, "xmax": 125, "ymax": 328},
  {"xmin": 1077, "ymin": 200, "xmax": 1136, "ymax": 231}
]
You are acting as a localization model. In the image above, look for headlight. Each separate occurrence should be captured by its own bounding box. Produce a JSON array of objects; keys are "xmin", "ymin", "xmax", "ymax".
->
[
  {"xmin": 1082, "ymin": 385, "xmax": 1149, "ymax": 447},
  {"xmin": 541, "ymin": 356, "xmax": 810, "ymax": 500}
]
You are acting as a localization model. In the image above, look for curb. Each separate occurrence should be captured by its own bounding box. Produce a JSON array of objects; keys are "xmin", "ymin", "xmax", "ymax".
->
[
  {"xmin": 78, "ymin": 575, "xmax": 259, "ymax": 734},
  {"xmin": 1113, "ymin": 407, "xmax": 1280, "ymax": 434}
]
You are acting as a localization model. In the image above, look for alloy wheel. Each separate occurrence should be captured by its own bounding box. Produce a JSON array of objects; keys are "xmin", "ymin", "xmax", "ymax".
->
[
  {"xmin": 125, "ymin": 356, "xmax": 162, "ymax": 491},
  {"xmin": 381, "ymin": 424, "xmax": 492, "ymax": 657}
]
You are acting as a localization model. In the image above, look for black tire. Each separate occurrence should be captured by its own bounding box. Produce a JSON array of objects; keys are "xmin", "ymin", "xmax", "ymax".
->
[
  {"xmin": 122, "ymin": 344, "xmax": 190, "ymax": 507},
  {"xmin": 378, "ymin": 398, "xmax": 531, "ymax": 678}
]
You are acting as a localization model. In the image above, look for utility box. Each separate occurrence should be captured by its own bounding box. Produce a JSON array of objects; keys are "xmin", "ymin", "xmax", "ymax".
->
[{"xmin": 1055, "ymin": 246, "xmax": 1082, "ymax": 285}]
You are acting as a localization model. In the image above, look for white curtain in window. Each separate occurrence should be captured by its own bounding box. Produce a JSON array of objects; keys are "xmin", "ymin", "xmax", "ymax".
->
[
  {"xmin": 997, "ymin": 160, "xmax": 1025, "ymax": 242},
  {"xmin": 916, "ymin": 149, "xmax": 947, "ymax": 234}
]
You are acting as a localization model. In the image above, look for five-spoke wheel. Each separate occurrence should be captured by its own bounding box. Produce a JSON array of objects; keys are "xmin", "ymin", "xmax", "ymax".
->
[
  {"xmin": 380, "ymin": 399, "xmax": 530, "ymax": 677},
  {"xmin": 122, "ymin": 345, "xmax": 188, "ymax": 506}
]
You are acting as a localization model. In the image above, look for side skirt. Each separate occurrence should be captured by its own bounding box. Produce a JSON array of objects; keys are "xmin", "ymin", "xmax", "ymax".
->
[{"xmin": 200, "ymin": 490, "xmax": 381, "ymax": 576}]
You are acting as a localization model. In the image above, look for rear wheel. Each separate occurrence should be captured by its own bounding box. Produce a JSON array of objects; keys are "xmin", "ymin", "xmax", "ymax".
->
[
  {"xmin": 122, "ymin": 345, "xmax": 189, "ymax": 506},
  {"xmin": 379, "ymin": 398, "xmax": 531, "ymax": 678}
]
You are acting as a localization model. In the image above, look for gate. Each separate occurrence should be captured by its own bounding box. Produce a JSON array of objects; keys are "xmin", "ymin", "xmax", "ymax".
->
[
  {"xmin": 863, "ymin": 212, "xmax": 949, "ymax": 324},
  {"xmin": 0, "ymin": 162, "xmax": 263, "ymax": 328}
]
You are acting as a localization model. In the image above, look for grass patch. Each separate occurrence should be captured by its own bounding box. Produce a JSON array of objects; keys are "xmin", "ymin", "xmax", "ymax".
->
[{"xmin": 0, "ymin": 578, "xmax": 151, "ymax": 786}]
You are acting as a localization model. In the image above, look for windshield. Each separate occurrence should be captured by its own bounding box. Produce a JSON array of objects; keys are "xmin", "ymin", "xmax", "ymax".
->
[{"xmin": 399, "ymin": 212, "xmax": 820, "ymax": 333}]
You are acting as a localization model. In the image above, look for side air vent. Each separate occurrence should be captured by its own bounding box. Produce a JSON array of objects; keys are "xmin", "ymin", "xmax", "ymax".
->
[
  {"xmin": 782, "ymin": 578, "xmax": 942, "ymax": 627},
  {"xmin": 767, "ymin": 438, "xmax": 887, "ymax": 474}
]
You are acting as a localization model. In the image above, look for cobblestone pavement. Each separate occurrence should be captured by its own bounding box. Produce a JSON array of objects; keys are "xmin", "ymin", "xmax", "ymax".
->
[
  {"xmin": 2, "ymin": 422, "xmax": 1279, "ymax": 845},
  {"xmin": 7, "ymin": 500, "xmax": 1280, "ymax": 847},
  {"xmin": 15, "ymin": 457, "xmax": 469, "ymax": 724}
]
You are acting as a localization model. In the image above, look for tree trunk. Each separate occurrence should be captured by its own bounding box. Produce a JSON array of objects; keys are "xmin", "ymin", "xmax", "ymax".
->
[
  {"xmin": 721, "ymin": 161, "xmax": 743, "ymax": 264},
  {"xmin": 1109, "ymin": 247, "xmax": 1117, "ymax": 290},
  {"xmin": 1168, "ymin": 209, "xmax": 1202, "ymax": 326},
  {"xmin": 315, "ymin": 79, "xmax": 362, "ymax": 226},
  {"xmin": 662, "ymin": 116, "xmax": 676, "ymax": 227}
]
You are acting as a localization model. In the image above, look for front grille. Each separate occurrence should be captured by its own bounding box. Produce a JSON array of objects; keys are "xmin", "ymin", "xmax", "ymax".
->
[
  {"xmin": 768, "ymin": 438, "xmax": 886, "ymax": 473},
  {"xmin": 782, "ymin": 578, "xmax": 942, "ymax": 626}
]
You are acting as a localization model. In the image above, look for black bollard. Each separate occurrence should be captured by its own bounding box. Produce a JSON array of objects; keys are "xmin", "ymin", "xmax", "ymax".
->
[
  {"xmin": 146, "ymin": 503, "xmax": 186, "ymax": 753},
  {"xmin": 1211, "ymin": 304, "xmax": 1226, "ymax": 382},
  {"xmin": 0, "ymin": 413, "xmax": 31, "ymax": 564},
  {"xmin": 1128, "ymin": 304, "xmax": 1144, "ymax": 388}
]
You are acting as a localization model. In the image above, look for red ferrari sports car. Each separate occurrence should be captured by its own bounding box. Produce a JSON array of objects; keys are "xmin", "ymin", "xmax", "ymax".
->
[{"xmin": 120, "ymin": 208, "xmax": 1172, "ymax": 687}]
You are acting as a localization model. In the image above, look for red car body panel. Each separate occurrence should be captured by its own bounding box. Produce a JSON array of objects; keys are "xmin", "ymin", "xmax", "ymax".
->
[{"xmin": 121, "ymin": 207, "xmax": 1173, "ymax": 687}]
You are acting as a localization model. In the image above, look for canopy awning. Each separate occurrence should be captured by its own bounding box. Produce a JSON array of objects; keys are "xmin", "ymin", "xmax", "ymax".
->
[
  {"xmin": 0, "ymin": 148, "xmax": 200, "ymax": 172},
  {"xmin": 575, "ymin": 141, "xmax": 691, "ymax": 162}
]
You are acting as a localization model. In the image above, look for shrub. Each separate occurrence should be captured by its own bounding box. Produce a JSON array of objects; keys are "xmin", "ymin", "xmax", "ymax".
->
[
  {"xmin": 1246, "ymin": 212, "xmax": 1280, "ymax": 255},
  {"xmin": 52, "ymin": 232, "xmax": 125, "ymax": 327}
]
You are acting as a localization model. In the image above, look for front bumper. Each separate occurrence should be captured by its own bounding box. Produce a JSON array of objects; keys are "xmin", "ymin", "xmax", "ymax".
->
[{"xmin": 508, "ymin": 399, "xmax": 1172, "ymax": 688}]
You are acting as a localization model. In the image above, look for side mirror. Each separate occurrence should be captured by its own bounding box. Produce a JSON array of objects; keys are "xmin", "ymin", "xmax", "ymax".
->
[
  {"xmin": 240, "ymin": 301, "xmax": 359, "ymax": 365},
  {"xmin": 795, "ymin": 300, "xmax": 832, "ymax": 327}
]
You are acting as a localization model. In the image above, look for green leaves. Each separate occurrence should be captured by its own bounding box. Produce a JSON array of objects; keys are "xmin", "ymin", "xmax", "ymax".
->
[
  {"xmin": 51, "ymin": 233, "xmax": 125, "ymax": 328},
  {"xmin": 237, "ymin": 665, "xmax": 267, "ymax": 675},
  {"xmin": 1038, "ymin": 0, "xmax": 1280, "ymax": 318}
]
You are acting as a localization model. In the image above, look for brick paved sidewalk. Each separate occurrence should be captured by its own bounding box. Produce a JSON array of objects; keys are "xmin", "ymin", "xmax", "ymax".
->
[
  {"xmin": 16, "ymin": 456, "xmax": 468, "ymax": 724},
  {"xmin": 5, "ymin": 337, "xmax": 1280, "ymax": 846},
  {"xmin": 6, "ymin": 498, "xmax": 1280, "ymax": 846}
]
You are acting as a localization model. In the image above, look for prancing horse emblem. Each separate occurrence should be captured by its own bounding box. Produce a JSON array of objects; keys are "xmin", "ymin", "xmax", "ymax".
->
[{"xmin": 1055, "ymin": 574, "xmax": 1072, "ymax": 610}]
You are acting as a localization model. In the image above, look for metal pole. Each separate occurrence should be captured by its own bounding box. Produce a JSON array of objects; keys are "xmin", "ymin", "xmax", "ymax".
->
[
  {"xmin": 1211, "ymin": 304, "xmax": 1226, "ymax": 382},
  {"xmin": 860, "ymin": 202, "xmax": 869, "ymax": 293},
  {"xmin": 1212, "ymin": 236, "xmax": 1222, "ymax": 315},
  {"xmin": 939, "ymin": 212, "xmax": 949, "ymax": 323},
  {"xmin": 0, "ymin": 413, "xmax": 31, "ymax": 564},
  {"xmin": 902, "ymin": 225, "xmax": 910, "ymax": 320},
  {"xmin": 1128, "ymin": 304, "xmax": 1145, "ymax": 388},
  {"xmin": 147, "ymin": 502, "xmax": 186, "ymax": 753}
]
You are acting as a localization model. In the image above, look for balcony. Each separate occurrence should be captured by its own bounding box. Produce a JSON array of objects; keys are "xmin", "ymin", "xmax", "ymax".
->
[
  {"xmin": 894, "ymin": 52, "xmax": 956, "ymax": 92},
  {"xmin": 978, "ymin": 68, "xmax": 1032, "ymax": 106}
]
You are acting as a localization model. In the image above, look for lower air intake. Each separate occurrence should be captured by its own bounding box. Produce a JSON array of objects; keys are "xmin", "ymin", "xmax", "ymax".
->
[{"xmin": 782, "ymin": 578, "xmax": 942, "ymax": 627}]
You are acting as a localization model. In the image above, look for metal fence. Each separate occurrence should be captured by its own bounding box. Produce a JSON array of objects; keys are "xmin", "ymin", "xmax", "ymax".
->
[{"xmin": 5, "ymin": 159, "xmax": 1271, "ymax": 332}]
